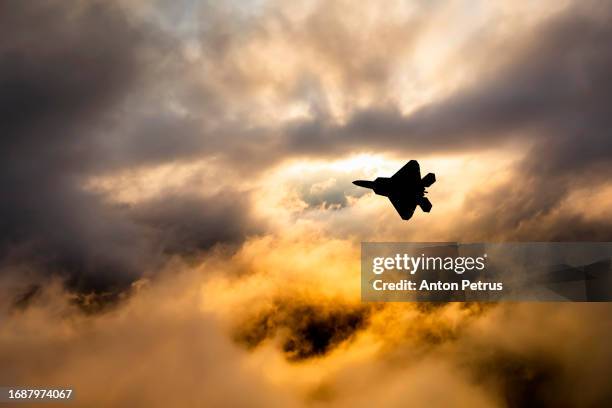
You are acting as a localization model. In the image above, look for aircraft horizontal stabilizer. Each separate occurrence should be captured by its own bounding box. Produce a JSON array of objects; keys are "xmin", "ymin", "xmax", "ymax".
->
[{"xmin": 418, "ymin": 197, "xmax": 432, "ymax": 212}]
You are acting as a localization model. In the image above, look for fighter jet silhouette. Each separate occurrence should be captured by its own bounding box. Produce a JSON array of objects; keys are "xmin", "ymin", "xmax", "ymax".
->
[{"xmin": 353, "ymin": 160, "xmax": 435, "ymax": 221}]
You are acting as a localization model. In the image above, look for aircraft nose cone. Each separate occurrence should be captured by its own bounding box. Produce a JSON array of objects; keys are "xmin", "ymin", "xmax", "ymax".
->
[{"xmin": 353, "ymin": 180, "xmax": 374, "ymax": 189}]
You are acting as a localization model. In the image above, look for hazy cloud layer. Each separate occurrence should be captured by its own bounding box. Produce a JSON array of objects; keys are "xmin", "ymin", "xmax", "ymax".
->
[{"xmin": 1, "ymin": 238, "xmax": 611, "ymax": 407}]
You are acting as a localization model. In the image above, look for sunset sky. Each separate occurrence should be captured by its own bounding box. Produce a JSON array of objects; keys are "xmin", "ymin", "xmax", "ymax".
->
[{"xmin": 1, "ymin": 1, "xmax": 612, "ymax": 406}]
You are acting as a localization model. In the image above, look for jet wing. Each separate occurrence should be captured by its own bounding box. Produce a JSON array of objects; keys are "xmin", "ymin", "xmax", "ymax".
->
[
  {"xmin": 389, "ymin": 196, "xmax": 417, "ymax": 220},
  {"xmin": 392, "ymin": 160, "xmax": 421, "ymax": 184}
]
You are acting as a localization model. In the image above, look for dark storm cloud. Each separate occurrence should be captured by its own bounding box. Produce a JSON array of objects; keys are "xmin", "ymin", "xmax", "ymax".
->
[
  {"xmin": 0, "ymin": 0, "xmax": 158, "ymax": 292},
  {"xmin": 233, "ymin": 298, "xmax": 372, "ymax": 361},
  {"xmin": 272, "ymin": 1, "xmax": 612, "ymax": 239},
  {"xmin": 282, "ymin": 2, "xmax": 612, "ymax": 158},
  {"xmin": 131, "ymin": 191, "xmax": 261, "ymax": 256},
  {"xmin": 0, "ymin": 1, "xmax": 259, "ymax": 294},
  {"xmin": 183, "ymin": 0, "xmax": 612, "ymax": 189},
  {"xmin": 454, "ymin": 2, "xmax": 612, "ymax": 240}
]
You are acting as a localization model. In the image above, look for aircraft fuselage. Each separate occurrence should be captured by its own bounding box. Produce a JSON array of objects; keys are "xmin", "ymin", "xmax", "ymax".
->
[{"xmin": 353, "ymin": 177, "xmax": 426, "ymax": 198}]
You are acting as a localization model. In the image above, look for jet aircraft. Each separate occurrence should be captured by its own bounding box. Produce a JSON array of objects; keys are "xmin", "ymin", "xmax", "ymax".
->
[{"xmin": 353, "ymin": 160, "xmax": 435, "ymax": 221}]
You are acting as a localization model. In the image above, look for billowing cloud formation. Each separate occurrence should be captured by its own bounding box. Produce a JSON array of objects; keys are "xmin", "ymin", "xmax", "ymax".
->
[
  {"xmin": 3, "ymin": 0, "xmax": 612, "ymax": 292},
  {"xmin": 1, "ymin": 1, "xmax": 156, "ymax": 291},
  {"xmin": 2, "ymin": 0, "xmax": 612, "ymax": 407},
  {"xmin": 0, "ymin": 1, "xmax": 260, "ymax": 293},
  {"xmin": 1, "ymin": 234, "xmax": 611, "ymax": 407},
  {"xmin": 234, "ymin": 299, "xmax": 371, "ymax": 361}
]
